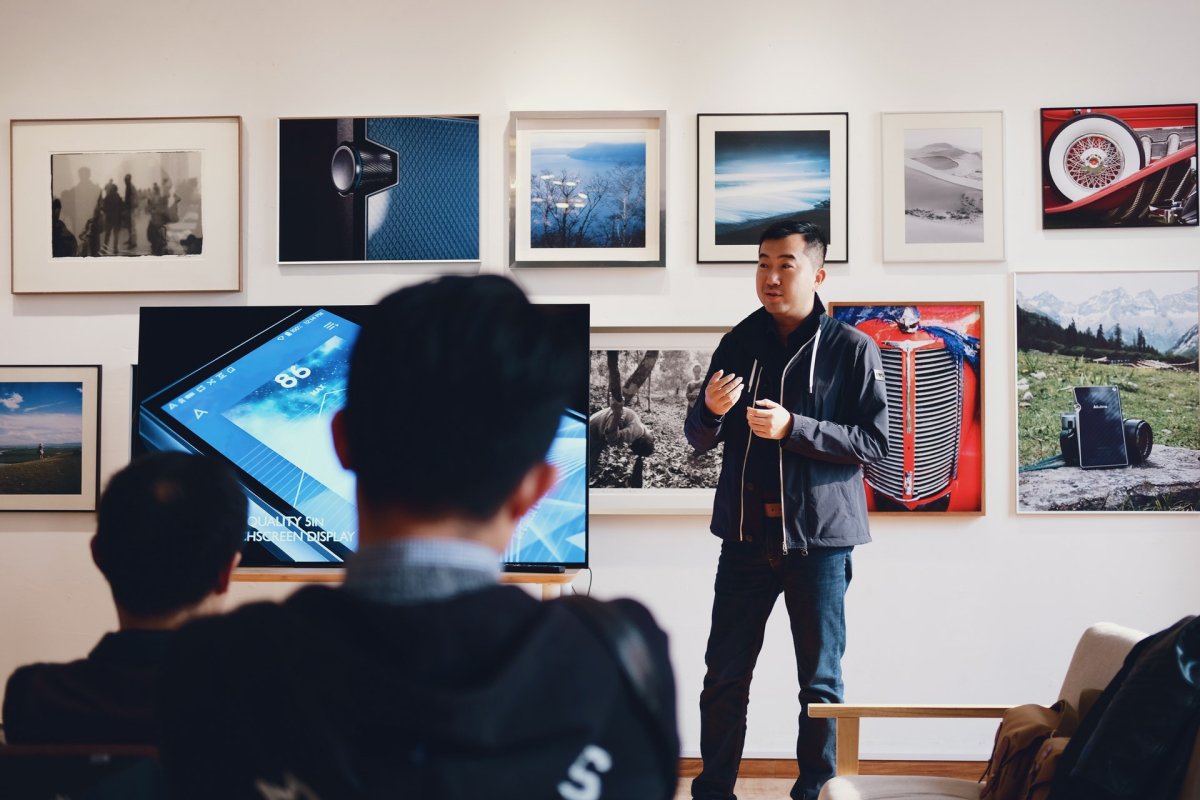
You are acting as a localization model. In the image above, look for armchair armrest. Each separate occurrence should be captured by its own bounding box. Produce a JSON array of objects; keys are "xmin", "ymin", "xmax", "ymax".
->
[{"xmin": 806, "ymin": 704, "xmax": 1012, "ymax": 776}]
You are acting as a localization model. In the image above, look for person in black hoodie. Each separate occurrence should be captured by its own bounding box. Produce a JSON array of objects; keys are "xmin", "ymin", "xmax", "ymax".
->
[
  {"xmin": 3, "ymin": 452, "xmax": 246, "ymax": 745},
  {"xmin": 685, "ymin": 221, "xmax": 889, "ymax": 800},
  {"xmin": 156, "ymin": 275, "xmax": 679, "ymax": 800}
]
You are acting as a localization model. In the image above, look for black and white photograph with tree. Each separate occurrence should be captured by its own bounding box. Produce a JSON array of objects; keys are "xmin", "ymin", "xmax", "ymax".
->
[{"xmin": 589, "ymin": 348, "xmax": 720, "ymax": 490}]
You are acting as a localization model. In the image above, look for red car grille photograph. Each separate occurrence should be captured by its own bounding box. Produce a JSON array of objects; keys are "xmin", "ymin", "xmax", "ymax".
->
[{"xmin": 866, "ymin": 347, "xmax": 962, "ymax": 502}]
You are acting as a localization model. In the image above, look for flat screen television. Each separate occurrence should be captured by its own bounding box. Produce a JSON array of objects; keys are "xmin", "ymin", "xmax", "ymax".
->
[{"xmin": 134, "ymin": 304, "xmax": 588, "ymax": 570}]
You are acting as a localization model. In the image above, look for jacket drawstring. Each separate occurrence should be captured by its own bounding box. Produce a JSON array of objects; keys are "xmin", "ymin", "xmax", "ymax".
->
[
  {"xmin": 808, "ymin": 325, "xmax": 822, "ymax": 394},
  {"xmin": 737, "ymin": 359, "xmax": 760, "ymax": 541},
  {"xmin": 780, "ymin": 319, "xmax": 822, "ymax": 556}
]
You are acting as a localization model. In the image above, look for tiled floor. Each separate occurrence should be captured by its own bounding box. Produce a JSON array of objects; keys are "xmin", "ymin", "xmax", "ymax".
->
[{"xmin": 674, "ymin": 777, "xmax": 796, "ymax": 799}]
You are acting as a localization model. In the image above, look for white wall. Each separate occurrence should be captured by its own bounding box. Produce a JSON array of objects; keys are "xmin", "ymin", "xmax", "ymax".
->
[{"xmin": 1, "ymin": 0, "xmax": 1197, "ymax": 760}]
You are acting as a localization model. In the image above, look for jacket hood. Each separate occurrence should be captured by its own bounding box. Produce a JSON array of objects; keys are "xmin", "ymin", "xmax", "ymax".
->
[{"xmin": 281, "ymin": 586, "xmax": 626, "ymax": 751}]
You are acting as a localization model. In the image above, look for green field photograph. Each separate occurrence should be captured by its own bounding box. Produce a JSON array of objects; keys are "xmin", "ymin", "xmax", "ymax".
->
[
  {"xmin": 0, "ymin": 366, "xmax": 99, "ymax": 511},
  {"xmin": 1015, "ymin": 271, "xmax": 1199, "ymax": 512}
]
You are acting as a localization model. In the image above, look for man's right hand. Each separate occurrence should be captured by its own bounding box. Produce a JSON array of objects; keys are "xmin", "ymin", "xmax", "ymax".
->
[{"xmin": 704, "ymin": 370, "xmax": 743, "ymax": 417}]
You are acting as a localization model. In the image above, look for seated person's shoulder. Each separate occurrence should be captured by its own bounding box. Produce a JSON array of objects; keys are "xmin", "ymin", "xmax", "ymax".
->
[
  {"xmin": 4, "ymin": 659, "xmax": 80, "ymax": 741},
  {"xmin": 603, "ymin": 597, "xmax": 666, "ymax": 636},
  {"xmin": 4, "ymin": 660, "xmax": 46, "ymax": 732},
  {"xmin": 553, "ymin": 596, "xmax": 671, "ymax": 658},
  {"xmin": 3, "ymin": 640, "xmax": 165, "ymax": 745},
  {"xmin": 169, "ymin": 588, "xmax": 330, "ymax": 653}
]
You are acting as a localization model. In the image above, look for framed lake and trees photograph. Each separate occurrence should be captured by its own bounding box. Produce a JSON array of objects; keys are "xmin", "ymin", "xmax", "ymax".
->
[
  {"xmin": 1015, "ymin": 271, "xmax": 1199, "ymax": 513},
  {"xmin": 10, "ymin": 117, "xmax": 241, "ymax": 293},
  {"xmin": 697, "ymin": 113, "xmax": 848, "ymax": 263},
  {"xmin": 509, "ymin": 111, "xmax": 664, "ymax": 267},
  {"xmin": 881, "ymin": 111, "xmax": 1005, "ymax": 261},
  {"xmin": 828, "ymin": 302, "xmax": 985, "ymax": 514},
  {"xmin": 588, "ymin": 327, "xmax": 726, "ymax": 514},
  {"xmin": 0, "ymin": 366, "xmax": 101, "ymax": 511}
]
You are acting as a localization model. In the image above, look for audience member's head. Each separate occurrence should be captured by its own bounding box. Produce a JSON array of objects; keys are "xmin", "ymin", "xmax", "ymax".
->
[
  {"xmin": 334, "ymin": 275, "xmax": 576, "ymax": 539},
  {"xmin": 91, "ymin": 452, "xmax": 246, "ymax": 626}
]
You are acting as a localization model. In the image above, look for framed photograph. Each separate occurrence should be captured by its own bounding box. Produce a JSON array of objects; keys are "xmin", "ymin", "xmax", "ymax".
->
[
  {"xmin": 509, "ymin": 111, "xmax": 665, "ymax": 267},
  {"xmin": 1015, "ymin": 271, "xmax": 1199, "ymax": 513},
  {"xmin": 0, "ymin": 366, "xmax": 101, "ymax": 511},
  {"xmin": 11, "ymin": 117, "xmax": 241, "ymax": 293},
  {"xmin": 881, "ymin": 111, "xmax": 1005, "ymax": 261},
  {"xmin": 697, "ymin": 113, "xmax": 848, "ymax": 263},
  {"xmin": 589, "ymin": 327, "xmax": 727, "ymax": 514},
  {"xmin": 828, "ymin": 303, "xmax": 985, "ymax": 514},
  {"xmin": 1040, "ymin": 103, "xmax": 1197, "ymax": 229},
  {"xmin": 278, "ymin": 115, "xmax": 479, "ymax": 263}
]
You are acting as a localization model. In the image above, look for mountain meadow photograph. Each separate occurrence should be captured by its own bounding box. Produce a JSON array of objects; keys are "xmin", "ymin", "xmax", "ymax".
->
[{"xmin": 1015, "ymin": 270, "xmax": 1199, "ymax": 512}]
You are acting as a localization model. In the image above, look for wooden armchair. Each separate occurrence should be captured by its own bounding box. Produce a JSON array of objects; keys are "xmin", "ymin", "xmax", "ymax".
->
[{"xmin": 811, "ymin": 622, "xmax": 1200, "ymax": 800}]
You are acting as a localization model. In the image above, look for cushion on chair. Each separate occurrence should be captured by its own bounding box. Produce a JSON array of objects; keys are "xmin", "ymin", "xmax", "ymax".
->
[
  {"xmin": 818, "ymin": 775, "xmax": 981, "ymax": 799},
  {"xmin": 1055, "ymin": 622, "xmax": 1143, "ymax": 720}
]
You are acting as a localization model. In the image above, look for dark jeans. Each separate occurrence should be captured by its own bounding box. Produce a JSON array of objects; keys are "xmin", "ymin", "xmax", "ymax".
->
[{"xmin": 692, "ymin": 524, "xmax": 853, "ymax": 800}]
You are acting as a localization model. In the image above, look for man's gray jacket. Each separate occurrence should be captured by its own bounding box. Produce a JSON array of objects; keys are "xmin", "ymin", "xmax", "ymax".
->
[{"xmin": 684, "ymin": 298, "xmax": 889, "ymax": 553}]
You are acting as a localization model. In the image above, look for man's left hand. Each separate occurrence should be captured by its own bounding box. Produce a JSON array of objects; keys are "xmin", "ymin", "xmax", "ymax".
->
[{"xmin": 747, "ymin": 399, "xmax": 793, "ymax": 439}]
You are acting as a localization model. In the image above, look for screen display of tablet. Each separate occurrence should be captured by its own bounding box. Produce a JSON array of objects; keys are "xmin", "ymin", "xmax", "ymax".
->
[
  {"xmin": 1073, "ymin": 385, "xmax": 1129, "ymax": 469},
  {"xmin": 136, "ymin": 305, "xmax": 588, "ymax": 569}
]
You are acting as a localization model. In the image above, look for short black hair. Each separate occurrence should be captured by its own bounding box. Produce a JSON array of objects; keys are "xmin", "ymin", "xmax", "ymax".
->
[
  {"xmin": 343, "ymin": 275, "xmax": 576, "ymax": 519},
  {"xmin": 93, "ymin": 453, "xmax": 246, "ymax": 617},
  {"xmin": 758, "ymin": 220, "xmax": 827, "ymax": 269}
]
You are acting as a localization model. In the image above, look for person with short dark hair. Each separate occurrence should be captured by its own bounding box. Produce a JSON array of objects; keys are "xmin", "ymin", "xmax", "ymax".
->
[
  {"xmin": 2, "ymin": 453, "xmax": 246, "ymax": 744},
  {"xmin": 686, "ymin": 220, "xmax": 889, "ymax": 800},
  {"xmin": 157, "ymin": 275, "xmax": 679, "ymax": 800}
]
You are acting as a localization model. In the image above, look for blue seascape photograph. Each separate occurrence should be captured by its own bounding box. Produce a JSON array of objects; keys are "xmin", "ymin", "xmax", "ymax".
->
[
  {"xmin": 529, "ymin": 131, "xmax": 647, "ymax": 249},
  {"xmin": 713, "ymin": 129, "xmax": 831, "ymax": 246}
]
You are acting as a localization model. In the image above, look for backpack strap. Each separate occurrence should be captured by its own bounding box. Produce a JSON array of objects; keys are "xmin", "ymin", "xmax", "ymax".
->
[{"xmin": 559, "ymin": 596, "xmax": 677, "ymax": 797}]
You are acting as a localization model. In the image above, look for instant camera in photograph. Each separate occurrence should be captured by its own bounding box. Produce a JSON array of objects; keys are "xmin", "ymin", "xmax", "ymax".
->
[
  {"xmin": 135, "ymin": 305, "xmax": 588, "ymax": 569},
  {"xmin": 1060, "ymin": 386, "xmax": 1152, "ymax": 469},
  {"xmin": 1015, "ymin": 269, "xmax": 1198, "ymax": 513}
]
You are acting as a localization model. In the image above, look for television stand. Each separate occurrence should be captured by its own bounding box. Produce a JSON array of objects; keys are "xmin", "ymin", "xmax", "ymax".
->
[{"xmin": 499, "ymin": 569, "xmax": 577, "ymax": 600}]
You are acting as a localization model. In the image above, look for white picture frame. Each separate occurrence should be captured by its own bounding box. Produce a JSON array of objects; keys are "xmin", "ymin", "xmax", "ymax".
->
[
  {"xmin": 881, "ymin": 111, "xmax": 1005, "ymax": 262},
  {"xmin": 509, "ymin": 111, "xmax": 665, "ymax": 267},
  {"xmin": 11, "ymin": 116, "xmax": 242, "ymax": 293}
]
